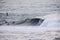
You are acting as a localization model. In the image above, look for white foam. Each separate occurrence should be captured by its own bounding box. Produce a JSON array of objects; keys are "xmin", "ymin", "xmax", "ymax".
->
[{"xmin": 40, "ymin": 14, "xmax": 60, "ymax": 27}]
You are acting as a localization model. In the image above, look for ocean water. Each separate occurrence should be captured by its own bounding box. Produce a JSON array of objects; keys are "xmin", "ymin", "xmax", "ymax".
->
[
  {"xmin": 0, "ymin": 26, "xmax": 60, "ymax": 40},
  {"xmin": 0, "ymin": 0, "xmax": 60, "ymax": 40},
  {"xmin": 0, "ymin": 0, "xmax": 60, "ymax": 14}
]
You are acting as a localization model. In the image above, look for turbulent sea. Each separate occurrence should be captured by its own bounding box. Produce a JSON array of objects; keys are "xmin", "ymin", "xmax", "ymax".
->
[{"xmin": 0, "ymin": 0, "xmax": 60, "ymax": 40}]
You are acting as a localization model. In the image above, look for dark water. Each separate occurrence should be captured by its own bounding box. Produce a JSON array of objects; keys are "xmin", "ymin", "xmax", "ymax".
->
[{"xmin": 0, "ymin": 15, "xmax": 44, "ymax": 26}]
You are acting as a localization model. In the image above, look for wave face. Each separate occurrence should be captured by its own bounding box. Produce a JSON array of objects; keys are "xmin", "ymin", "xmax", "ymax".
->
[
  {"xmin": 0, "ymin": 16, "xmax": 44, "ymax": 26},
  {"xmin": 20, "ymin": 18, "xmax": 44, "ymax": 26}
]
